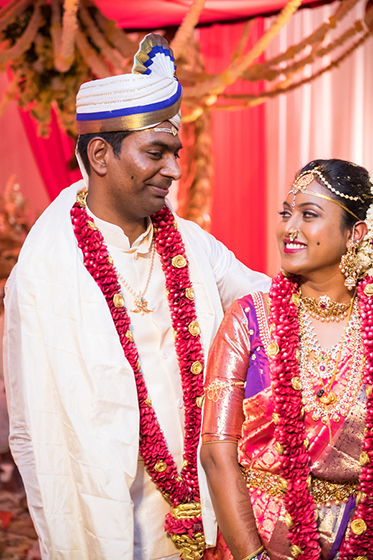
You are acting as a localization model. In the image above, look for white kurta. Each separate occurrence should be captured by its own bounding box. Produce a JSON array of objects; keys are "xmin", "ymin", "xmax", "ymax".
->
[{"xmin": 4, "ymin": 180, "xmax": 270, "ymax": 560}]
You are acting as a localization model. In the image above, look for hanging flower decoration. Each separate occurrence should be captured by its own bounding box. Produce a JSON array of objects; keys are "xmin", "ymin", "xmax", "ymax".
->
[
  {"xmin": 0, "ymin": 0, "xmax": 138, "ymax": 136},
  {"xmin": 0, "ymin": 0, "xmax": 372, "ymax": 132}
]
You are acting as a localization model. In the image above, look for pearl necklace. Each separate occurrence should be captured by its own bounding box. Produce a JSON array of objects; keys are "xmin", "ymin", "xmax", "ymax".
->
[{"xmin": 113, "ymin": 239, "xmax": 156, "ymax": 314}]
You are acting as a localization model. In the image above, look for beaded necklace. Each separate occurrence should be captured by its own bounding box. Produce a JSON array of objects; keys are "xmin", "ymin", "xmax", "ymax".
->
[
  {"xmin": 114, "ymin": 238, "xmax": 156, "ymax": 314},
  {"xmin": 71, "ymin": 190, "xmax": 206, "ymax": 560},
  {"xmin": 269, "ymin": 270, "xmax": 373, "ymax": 560}
]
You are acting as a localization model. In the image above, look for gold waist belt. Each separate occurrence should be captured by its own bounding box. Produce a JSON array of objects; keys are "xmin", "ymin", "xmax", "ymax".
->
[{"xmin": 242, "ymin": 468, "xmax": 359, "ymax": 506}]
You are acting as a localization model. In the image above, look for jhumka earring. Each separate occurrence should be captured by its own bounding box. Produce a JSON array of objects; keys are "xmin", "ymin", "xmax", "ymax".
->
[{"xmin": 339, "ymin": 239, "xmax": 362, "ymax": 290}]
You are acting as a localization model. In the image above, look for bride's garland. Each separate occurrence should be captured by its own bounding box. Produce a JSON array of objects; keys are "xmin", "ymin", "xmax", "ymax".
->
[
  {"xmin": 71, "ymin": 191, "xmax": 205, "ymax": 559},
  {"xmin": 269, "ymin": 270, "xmax": 373, "ymax": 560}
]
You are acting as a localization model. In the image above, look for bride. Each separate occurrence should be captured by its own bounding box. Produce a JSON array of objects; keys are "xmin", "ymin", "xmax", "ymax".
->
[{"xmin": 201, "ymin": 159, "xmax": 373, "ymax": 560}]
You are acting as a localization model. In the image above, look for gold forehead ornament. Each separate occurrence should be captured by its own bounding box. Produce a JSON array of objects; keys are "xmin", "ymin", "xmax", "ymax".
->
[
  {"xmin": 289, "ymin": 168, "xmax": 361, "ymax": 221},
  {"xmin": 143, "ymin": 125, "xmax": 178, "ymax": 136}
]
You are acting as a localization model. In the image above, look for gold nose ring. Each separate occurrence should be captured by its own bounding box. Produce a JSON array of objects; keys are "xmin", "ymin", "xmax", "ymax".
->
[{"xmin": 288, "ymin": 229, "xmax": 299, "ymax": 242}]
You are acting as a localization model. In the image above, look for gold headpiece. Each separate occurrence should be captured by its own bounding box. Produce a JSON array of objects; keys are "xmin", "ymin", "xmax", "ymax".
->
[
  {"xmin": 289, "ymin": 168, "xmax": 361, "ymax": 221},
  {"xmin": 142, "ymin": 125, "xmax": 178, "ymax": 136}
]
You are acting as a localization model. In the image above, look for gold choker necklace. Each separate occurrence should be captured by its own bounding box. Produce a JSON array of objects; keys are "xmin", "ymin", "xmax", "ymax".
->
[{"xmin": 300, "ymin": 293, "xmax": 352, "ymax": 323}]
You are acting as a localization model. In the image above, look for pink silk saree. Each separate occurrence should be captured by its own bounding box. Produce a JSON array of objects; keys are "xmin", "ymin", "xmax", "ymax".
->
[{"xmin": 202, "ymin": 293, "xmax": 366, "ymax": 560}]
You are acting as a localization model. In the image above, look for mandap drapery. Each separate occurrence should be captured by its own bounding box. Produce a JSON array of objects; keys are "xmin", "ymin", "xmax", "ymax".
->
[
  {"xmin": 0, "ymin": 1, "xmax": 335, "ymax": 27},
  {"xmin": 265, "ymin": 1, "xmax": 373, "ymax": 275},
  {"xmin": 199, "ymin": 20, "xmax": 267, "ymax": 273}
]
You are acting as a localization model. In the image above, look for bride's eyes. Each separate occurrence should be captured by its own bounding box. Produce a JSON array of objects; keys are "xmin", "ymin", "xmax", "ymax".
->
[{"xmin": 278, "ymin": 210, "xmax": 291, "ymax": 220}]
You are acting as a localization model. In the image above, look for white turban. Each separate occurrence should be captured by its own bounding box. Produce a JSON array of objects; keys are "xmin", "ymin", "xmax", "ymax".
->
[{"xmin": 76, "ymin": 34, "xmax": 182, "ymax": 134}]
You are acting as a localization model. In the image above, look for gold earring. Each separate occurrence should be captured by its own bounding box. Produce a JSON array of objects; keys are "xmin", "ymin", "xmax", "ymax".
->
[{"xmin": 339, "ymin": 241, "xmax": 362, "ymax": 290}]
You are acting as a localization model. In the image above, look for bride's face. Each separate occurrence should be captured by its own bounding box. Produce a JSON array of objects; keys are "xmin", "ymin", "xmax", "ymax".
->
[{"xmin": 276, "ymin": 181, "xmax": 351, "ymax": 281}]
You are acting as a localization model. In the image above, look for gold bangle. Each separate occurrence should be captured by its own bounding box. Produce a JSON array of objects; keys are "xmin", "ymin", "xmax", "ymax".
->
[{"xmin": 241, "ymin": 545, "xmax": 264, "ymax": 560}]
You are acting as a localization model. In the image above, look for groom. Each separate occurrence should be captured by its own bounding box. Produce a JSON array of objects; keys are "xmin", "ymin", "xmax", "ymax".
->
[{"xmin": 4, "ymin": 33, "xmax": 270, "ymax": 560}]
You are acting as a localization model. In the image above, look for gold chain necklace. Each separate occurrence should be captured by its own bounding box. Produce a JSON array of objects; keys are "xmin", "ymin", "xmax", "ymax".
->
[{"xmin": 112, "ymin": 239, "xmax": 156, "ymax": 314}]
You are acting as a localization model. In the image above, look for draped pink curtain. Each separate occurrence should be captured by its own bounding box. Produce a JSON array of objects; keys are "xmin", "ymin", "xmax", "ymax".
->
[
  {"xmin": 199, "ymin": 20, "xmax": 267, "ymax": 272},
  {"xmin": 18, "ymin": 108, "xmax": 81, "ymax": 201}
]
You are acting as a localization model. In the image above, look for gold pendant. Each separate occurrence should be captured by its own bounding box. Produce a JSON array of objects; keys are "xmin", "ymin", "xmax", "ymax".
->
[
  {"xmin": 132, "ymin": 296, "xmax": 153, "ymax": 314},
  {"xmin": 319, "ymin": 391, "xmax": 337, "ymax": 405}
]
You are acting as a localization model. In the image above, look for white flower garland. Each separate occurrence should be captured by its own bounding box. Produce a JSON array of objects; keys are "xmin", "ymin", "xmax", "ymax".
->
[{"xmin": 357, "ymin": 175, "xmax": 373, "ymax": 276}]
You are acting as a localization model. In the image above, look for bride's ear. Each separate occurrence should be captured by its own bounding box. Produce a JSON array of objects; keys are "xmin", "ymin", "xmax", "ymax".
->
[{"xmin": 348, "ymin": 221, "xmax": 368, "ymax": 246}]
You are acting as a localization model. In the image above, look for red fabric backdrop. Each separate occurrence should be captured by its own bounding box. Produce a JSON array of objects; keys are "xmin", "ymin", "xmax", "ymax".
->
[
  {"xmin": 18, "ymin": 108, "xmax": 81, "ymax": 200},
  {"xmin": 199, "ymin": 20, "xmax": 267, "ymax": 272}
]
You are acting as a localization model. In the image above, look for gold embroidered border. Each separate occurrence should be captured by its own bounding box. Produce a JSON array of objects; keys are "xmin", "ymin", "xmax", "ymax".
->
[
  {"xmin": 311, "ymin": 476, "xmax": 358, "ymax": 505},
  {"xmin": 242, "ymin": 468, "xmax": 287, "ymax": 497},
  {"xmin": 250, "ymin": 292, "xmax": 271, "ymax": 351},
  {"xmin": 242, "ymin": 468, "xmax": 358, "ymax": 505},
  {"xmin": 205, "ymin": 378, "xmax": 245, "ymax": 402}
]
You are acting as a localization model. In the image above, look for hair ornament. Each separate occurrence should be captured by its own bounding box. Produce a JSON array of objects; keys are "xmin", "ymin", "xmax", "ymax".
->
[
  {"xmin": 355, "ymin": 169, "xmax": 373, "ymax": 276},
  {"xmin": 293, "ymin": 168, "xmax": 363, "ymax": 203},
  {"xmin": 369, "ymin": 174, "xmax": 373, "ymax": 195},
  {"xmin": 357, "ymin": 205, "xmax": 373, "ymax": 277},
  {"xmin": 289, "ymin": 171, "xmax": 360, "ymax": 220}
]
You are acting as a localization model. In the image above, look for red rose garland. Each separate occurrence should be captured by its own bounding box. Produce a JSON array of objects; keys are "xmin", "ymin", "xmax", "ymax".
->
[
  {"xmin": 269, "ymin": 271, "xmax": 321, "ymax": 560},
  {"xmin": 269, "ymin": 270, "xmax": 373, "ymax": 560},
  {"xmin": 71, "ymin": 193, "xmax": 205, "ymax": 550},
  {"xmin": 340, "ymin": 275, "xmax": 373, "ymax": 559}
]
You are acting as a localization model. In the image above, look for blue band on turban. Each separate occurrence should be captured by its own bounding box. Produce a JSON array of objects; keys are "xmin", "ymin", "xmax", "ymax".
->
[{"xmin": 141, "ymin": 45, "xmax": 175, "ymax": 75}]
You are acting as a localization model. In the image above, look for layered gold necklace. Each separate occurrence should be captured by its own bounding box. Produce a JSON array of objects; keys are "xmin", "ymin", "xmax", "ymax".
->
[{"xmin": 299, "ymin": 297, "xmax": 364, "ymax": 424}]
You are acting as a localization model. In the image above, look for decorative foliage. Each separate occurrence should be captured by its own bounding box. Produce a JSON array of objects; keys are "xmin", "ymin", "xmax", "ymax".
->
[
  {"xmin": 177, "ymin": 110, "xmax": 213, "ymax": 230},
  {"xmin": 0, "ymin": 0, "xmax": 138, "ymax": 136},
  {"xmin": 0, "ymin": 174, "xmax": 29, "ymax": 241},
  {"xmin": 0, "ymin": 175, "xmax": 30, "ymax": 285}
]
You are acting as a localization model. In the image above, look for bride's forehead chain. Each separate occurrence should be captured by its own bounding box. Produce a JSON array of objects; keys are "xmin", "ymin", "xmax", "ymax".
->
[{"xmin": 289, "ymin": 167, "xmax": 362, "ymax": 221}]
